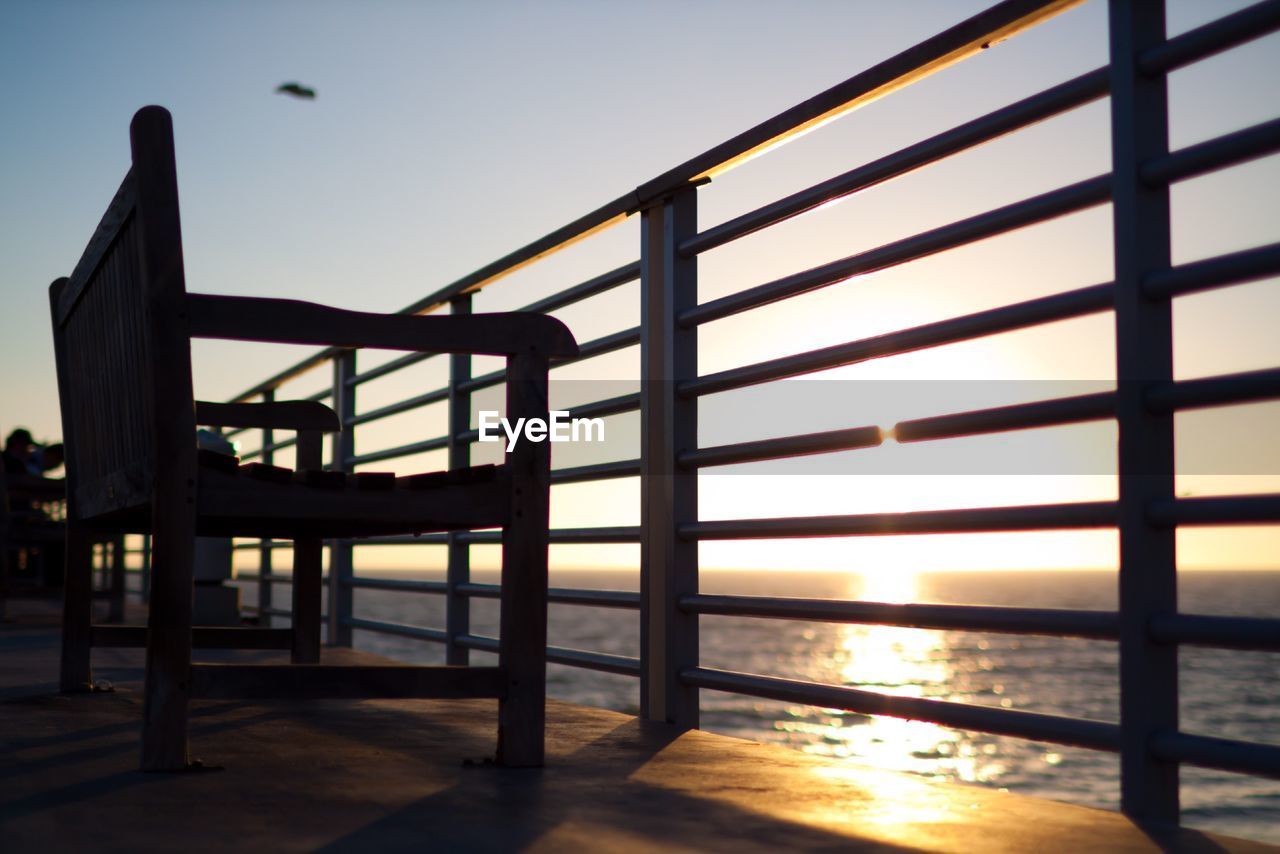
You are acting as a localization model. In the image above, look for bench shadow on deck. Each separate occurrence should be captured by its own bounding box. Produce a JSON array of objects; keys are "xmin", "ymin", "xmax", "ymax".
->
[{"xmin": 0, "ymin": 603, "xmax": 1264, "ymax": 853}]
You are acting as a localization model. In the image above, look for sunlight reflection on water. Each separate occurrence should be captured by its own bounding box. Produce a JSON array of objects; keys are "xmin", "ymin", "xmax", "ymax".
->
[
  {"xmin": 693, "ymin": 569, "xmax": 1122, "ymax": 811},
  {"xmin": 777, "ymin": 570, "xmax": 1009, "ymax": 786}
]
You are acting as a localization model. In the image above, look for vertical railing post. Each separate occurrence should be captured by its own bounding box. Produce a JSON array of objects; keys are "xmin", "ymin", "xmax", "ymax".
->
[
  {"xmin": 446, "ymin": 294, "xmax": 473, "ymax": 665},
  {"xmin": 328, "ymin": 351, "xmax": 356, "ymax": 647},
  {"xmin": 106, "ymin": 534, "xmax": 126, "ymax": 622},
  {"xmin": 1109, "ymin": 0, "xmax": 1179, "ymax": 824},
  {"xmin": 90, "ymin": 544, "xmax": 101, "ymax": 595},
  {"xmin": 140, "ymin": 533, "xmax": 151, "ymax": 603},
  {"xmin": 258, "ymin": 388, "xmax": 275, "ymax": 625},
  {"xmin": 640, "ymin": 184, "xmax": 699, "ymax": 728}
]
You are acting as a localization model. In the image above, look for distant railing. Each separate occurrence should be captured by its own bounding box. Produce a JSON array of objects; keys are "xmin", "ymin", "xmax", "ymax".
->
[{"xmin": 126, "ymin": 0, "xmax": 1280, "ymax": 826}]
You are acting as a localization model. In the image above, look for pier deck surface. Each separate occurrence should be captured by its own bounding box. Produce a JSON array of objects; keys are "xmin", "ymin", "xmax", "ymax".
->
[{"xmin": 0, "ymin": 601, "xmax": 1269, "ymax": 852}]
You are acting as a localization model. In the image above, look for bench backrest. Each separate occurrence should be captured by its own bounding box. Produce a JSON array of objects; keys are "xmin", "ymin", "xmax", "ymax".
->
[{"xmin": 49, "ymin": 107, "xmax": 197, "ymax": 523}]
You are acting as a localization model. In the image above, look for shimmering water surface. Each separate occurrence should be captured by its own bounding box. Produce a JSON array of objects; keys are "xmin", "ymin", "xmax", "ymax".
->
[{"xmin": 244, "ymin": 569, "xmax": 1279, "ymax": 843}]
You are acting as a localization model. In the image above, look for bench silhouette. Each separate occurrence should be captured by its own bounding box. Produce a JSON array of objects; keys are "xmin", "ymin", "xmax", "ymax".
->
[{"xmin": 49, "ymin": 105, "xmax": 576, "ymax": 771}]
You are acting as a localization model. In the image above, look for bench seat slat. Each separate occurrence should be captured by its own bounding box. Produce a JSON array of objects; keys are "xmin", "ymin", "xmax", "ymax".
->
[
  {"xmin": 189, "ymin": 663, "xmax": 507, "ymax": 700},
  {"xmin": 195, "ymin": 467, "xmax": 509, "ymax": 538}
]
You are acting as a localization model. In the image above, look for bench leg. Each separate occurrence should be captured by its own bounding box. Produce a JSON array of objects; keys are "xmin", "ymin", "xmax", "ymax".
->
[
  {"xmin": 291, "ymin": 537, "xmax": 322, "ymax": 664},
  {"xmin": 141, "ymin": 529, "xmax": 195, "ymax": 771},
  {"xmin": 59, "ymin": 523, "xmax": 96, "ymax": 692},
  {"xmin": 291, "ymin": 430, "xmax": 325, "ymax": 664},
  {"xmin": 496, "ymin": 353, "xmax": 550, "ymax": 767},
  {"xmin": 496, "ymin": 512, "xmax": 548, "ymax": 767}
]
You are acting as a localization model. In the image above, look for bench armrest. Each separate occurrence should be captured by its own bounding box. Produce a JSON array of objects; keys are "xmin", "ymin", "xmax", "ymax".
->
[
  {"xmin": 195, "ymin": 401, "xmax": 341, "ymax": 432},
  {"xmin": 186, "ymin": 294, "xmax": 579, "ymax": 358}
]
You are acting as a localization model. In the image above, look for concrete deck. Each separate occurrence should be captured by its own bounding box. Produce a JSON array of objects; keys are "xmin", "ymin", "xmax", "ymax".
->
[{"xmin": 0, "ymin": 601, "xmax": 1270, "ymax": 853}]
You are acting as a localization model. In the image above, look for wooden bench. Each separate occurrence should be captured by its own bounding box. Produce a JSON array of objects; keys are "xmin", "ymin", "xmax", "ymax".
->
[{"xmin": 49, "ymin": 105, "xmax": 576, "ymax": 771}]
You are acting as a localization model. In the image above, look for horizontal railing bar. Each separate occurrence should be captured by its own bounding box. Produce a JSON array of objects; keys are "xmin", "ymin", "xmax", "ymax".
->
[
  {"xmin": 354, "ymin": 526, "xmax": 642, "ymax": 546},
  {"xmin": 458, "ymin": 582, "xmax": 640, "ymax": 609},
  {"xmin": 551, "ymin": 587, "xmax": 640, "ymax": 609},
  {"xmin": 1148, "ymin": 494, "xmax": 1280, "ymax": 527},
  {"xmin": 345, "ymin": 576, "xmax": 448, "ymax": 594},
  {"xmin": 455, "ymin": 633, "xmax": 500, "ymax": 653},
  {"xmin": 682, "ymin": 67, "xmax": 1109, "ymax": 256},
  {"xmin": 683, "ymin": 667, "xmax": 1120, "ymax": 752},
  {"xmin": 354, "ymin": 534, "xmax": 451, "ymax": 545},
  {"xmin": 232, "ymin": 358, "xmax": 323, "ymax": 402},
  {"xmin": 1145, "ymin": 367, "xmax": 1280, "ymax": 412},
  {"xmin": 343, "ymin": 616, "xmax": 447, "ymax": 644},
  {"xmin": 571, "ymin": 325, "xmax": 642, "ymax": 361},
  {"xmin": 456, "ymin": 581, "xmax": 502, "ymax": 597},
  {"xmin": 681, "ymin": 282, "xmax": 1113, "ymax": 396},
  {"xmin": 233, "ymin": 540, "xmax": 288, "ymax": 551},
  {"xmin": 1142, "ymin": 117, "xmax": 1280, "ymax": 187},
  {"xmin": 682, "ymin": 594, "xmax": 1120, "ymax": 638},
  {"xmin": 456, "ymin": 327, "xmax": 643, "ymax": 396},
  {"xmin": 682, "ymin": 501, "xmax": 1117, "ymax": 540},
  {"xmin": 456, "ymin": 367, "xmax": 505, "ymax": 395},
  {"xmin": 346, "ymin": 434, "xmax": 449, "ymax": 467},
  {"xmin": 547, "ymin": 527, "xmax": 642, "ymax": 544},
  {"xmin": 1139, "ymin": 0, "xmax": 1280, "ymax": 75},
  {"xmin": 1148, "ymin": 613, "xmax": 1280, "ymax": 651},
  {"xmin": 347, "ymin": 387, "xmax": 450, "ymax": 428},
  {"xmin": 401, "ymin": 194, "xmax": 636, "ymax": 319},
  {"xmin": 680, "ymin": 425, "xmax": 882, "ymax": 469},
  {"xmin": 517, "ymin": 261, "xmax": 642, "ymax": 314},
  {"xmin": 561, "ymin": 391, "xmax": 641, "ymax": 422},
  {"xmin": 893, "ymin": 391, "xmax": 1114, "ymax": 443},
  {"xmin": 240, "ymin": 436, "xmax": 299, "ymax": 462},
  {"xmin": 551, "ymin": 458, "xmax": 641, "ymax": 484},
  {"xmin": 1149, "ymin": 731, "xmax": 1280, "ymax": 779},
  {"xmin": 636, "ymin": 0, "xmax": 1082, "ymax": 198},
  {"xmin": 888, "ymin": 365, "xmax": 1279, "ymax": 447},
  {"xmin": 679, "ymin": 175, "xmax": 1110, "ymax": 328},
  {"xmin": 233, "ymin": 572, "xmax": 330, "ymax": 584},
  {"xmin": 348, "ymin": 351, "xmax": 437, "ymax": 388},
  {"xmin": 229, "ymin": 1, "xmax": 1078, "ymax": 406},
  {"xmin": 454, "ymin": 633, "xmax": 640, "ymax": 676},
  {"xmin": 1144, "ymin": 241, "xmax": 1280, "ymax": 300},
  {"xmin": 546, "ymin": 647, "xmax": 641, "ymax": 677}
]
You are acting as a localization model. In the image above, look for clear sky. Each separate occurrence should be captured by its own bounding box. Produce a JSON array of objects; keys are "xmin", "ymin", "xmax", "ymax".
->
[{"xmin": 2, "ymin": 0, "xmax": 1277, "ymax": 574}]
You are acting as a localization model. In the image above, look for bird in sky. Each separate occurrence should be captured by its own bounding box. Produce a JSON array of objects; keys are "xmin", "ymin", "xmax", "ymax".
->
[{"xmin": 275, "ymin": 82, "xmax": 316, "ymax": 100}]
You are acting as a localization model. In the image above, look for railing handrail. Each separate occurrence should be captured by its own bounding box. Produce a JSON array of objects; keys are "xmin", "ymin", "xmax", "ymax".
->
[{"xmin": 230, "ymin": 0, "xmax": 1081, "ymax": 404}]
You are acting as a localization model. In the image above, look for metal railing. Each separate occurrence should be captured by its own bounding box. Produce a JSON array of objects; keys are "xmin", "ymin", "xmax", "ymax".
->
[{"xmin": 127, "ymin": 0, "xmax": 1280, "ymax": 827}]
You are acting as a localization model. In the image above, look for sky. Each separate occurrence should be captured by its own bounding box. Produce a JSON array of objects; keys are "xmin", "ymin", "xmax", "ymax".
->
[{"xmin": 2, "ymin": 0, "xmax": 1277, "ymax": 575}]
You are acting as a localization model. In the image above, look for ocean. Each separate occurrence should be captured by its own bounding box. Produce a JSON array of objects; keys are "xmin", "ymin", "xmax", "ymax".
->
[{"xmin": 244, "ymin": 568, "xmax": 1280, "ymax": 843}]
